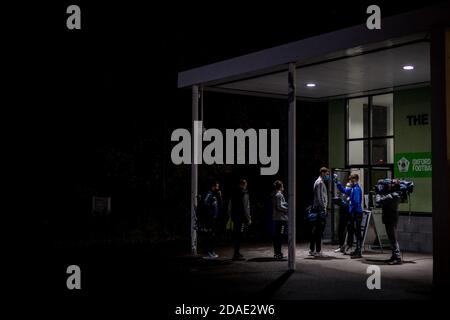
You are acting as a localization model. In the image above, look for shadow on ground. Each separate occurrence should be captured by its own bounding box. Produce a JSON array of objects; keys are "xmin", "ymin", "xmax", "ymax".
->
[
  {"xmin": 362, "ymin": 258, "xmax": 418, "ymax": 265},
  {"xmin": 304, "ymin": 256, "xmax": 346, "ymax": 260},
  {"xmin": 247, "ymin": 257, "xmax": 288, "ymax": 262}
]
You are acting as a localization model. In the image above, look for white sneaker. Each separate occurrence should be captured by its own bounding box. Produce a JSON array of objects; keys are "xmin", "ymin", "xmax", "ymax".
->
[
  {"xmin": 308, "ymin": 250, "xmax": 315, "ymax": 256},
  {"xmin": 334, "ymin": 247, "xmax": 342, "ymax": 253},
  {"xmin": 203, "ymin": 252, "xmax": 218, "ymax": 260}
]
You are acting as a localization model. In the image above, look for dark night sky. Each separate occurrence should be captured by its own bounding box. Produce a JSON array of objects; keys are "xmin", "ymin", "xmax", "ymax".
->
[{"xmin": 22, "ymin": 1, "xmax": 447, "ymax": 244}]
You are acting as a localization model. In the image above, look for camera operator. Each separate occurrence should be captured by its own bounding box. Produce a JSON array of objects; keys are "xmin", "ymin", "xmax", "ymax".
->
[{"xmin": 375, "ymin": 179, "xmax": 403, "ymax": 265}]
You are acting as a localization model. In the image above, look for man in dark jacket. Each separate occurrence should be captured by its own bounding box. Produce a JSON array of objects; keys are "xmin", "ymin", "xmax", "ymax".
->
[
  {"xmin": 229, "ymin": 179, "xmax": 251, "ymax": 261},
  {"xmin": 203, "ymin": 181, "xmax": 222, "ymax": 259},
  {"xmin": 333, "ymin": 178, "xmax": 353, "ymax": 254},
  {"xmin": 376, "ymin": 180, "xmax": 403, "ymax": 265}
]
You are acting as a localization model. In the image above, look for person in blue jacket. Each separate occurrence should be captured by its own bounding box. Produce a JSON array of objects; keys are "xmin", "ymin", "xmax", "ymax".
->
[{"xmin": 334, "ymin": 173, "xmax": 363, "ymax": 258}]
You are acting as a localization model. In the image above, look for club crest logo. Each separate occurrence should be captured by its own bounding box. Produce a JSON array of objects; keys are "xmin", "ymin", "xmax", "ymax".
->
[{"xmin": 397, "ymin": 157, "xmax": 410, "ymax": 173}]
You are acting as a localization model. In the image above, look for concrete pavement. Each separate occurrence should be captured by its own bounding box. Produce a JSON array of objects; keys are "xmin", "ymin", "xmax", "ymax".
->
[{"xmin": 177, "ymin": 243, "xmax": 432, "ymax": 300}]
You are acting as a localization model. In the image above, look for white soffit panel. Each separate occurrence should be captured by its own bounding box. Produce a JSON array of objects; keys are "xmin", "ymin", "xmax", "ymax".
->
[{"xmin": 216, "ymin": 42, "xmax": 430, "ymax": 99}]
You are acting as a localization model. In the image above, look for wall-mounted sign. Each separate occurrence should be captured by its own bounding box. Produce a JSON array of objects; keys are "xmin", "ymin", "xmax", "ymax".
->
[
  {"xmin": 406, "ymin": 114, "xmax": 429, "ymax": 126},
  {"xmin": 92, "ymin": 196, "xmax": 111, "ymax": 215},
  {"xmin": 395, "ymin": 152, "xmax": 432, "ymax": 178}
]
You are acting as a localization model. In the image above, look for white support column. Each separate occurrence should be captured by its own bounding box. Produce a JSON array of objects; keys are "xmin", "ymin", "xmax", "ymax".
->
[
  {"xmin": 191, "ymin": 85, "xmax": 199, "ymax": 255},
  {"xmin": 287, "ymin": 63, "xmax": 297, "ymax": 271}
]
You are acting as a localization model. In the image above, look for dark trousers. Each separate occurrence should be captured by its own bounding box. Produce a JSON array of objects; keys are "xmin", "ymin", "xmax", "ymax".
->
[
  {"xmin": 273, "ymin": 220, "xmax": 286, "ymax": 255},
  {"xmin": 382, "ymin": 208, "xmax": 401, "ymax": 259},
  {"xmin": 309, "ymin": 218, "xmax": 326, "ymax": 252},
  {"xmin": 385, "ymin": 222, "xmax": 401, "ymax": 259},
  {"xmin": 206, "ymin": 218, "xmax": 218, "ymax": 253},
  {"xmin": 206, "ymin": 232, "xmax": 216, "ymax": 253},
  {"xmin": 337, "ymin": 206, "xmax": 351, "ymax": 247},
  {"xmin": 232, "ymin": 220, "xmax": 243, "ymax": 256},
  {"xmin": 384, "ymin": 214, "xmax": 401, "ymax": 259},
  {"xmin": 348, "ymin": 214, "xmax": 363, "ymax": 251}
]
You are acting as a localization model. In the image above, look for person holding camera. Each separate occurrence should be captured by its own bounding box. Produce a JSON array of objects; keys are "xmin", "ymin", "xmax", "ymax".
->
[{"xmin": 375, "ymin": 179, "xmax": 403, "ymax": 265}]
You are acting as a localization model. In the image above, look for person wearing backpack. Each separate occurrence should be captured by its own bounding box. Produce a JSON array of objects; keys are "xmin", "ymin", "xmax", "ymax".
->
[
  {"xmin": 203, "ymin": 180, "xmax": 223, "ymax": 259},
  {"xmin": 228, "ymin": 179, "xmax": 252, "ymax": 261}
]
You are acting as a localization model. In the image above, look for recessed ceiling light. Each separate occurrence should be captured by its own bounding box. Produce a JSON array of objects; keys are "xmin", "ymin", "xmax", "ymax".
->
[
  {"xmin": 306, "ymin": 83, "xmax": 316, "ymax": 87},
  {"xmin": 403, "ymin": 65, "xmax": 414, "ymax": 70}
]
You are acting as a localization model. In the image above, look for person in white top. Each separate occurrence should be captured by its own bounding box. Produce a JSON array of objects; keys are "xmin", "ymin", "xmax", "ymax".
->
[{"xmin": 272, "ymin": 180, "xmax": 288, "ymax": 260}]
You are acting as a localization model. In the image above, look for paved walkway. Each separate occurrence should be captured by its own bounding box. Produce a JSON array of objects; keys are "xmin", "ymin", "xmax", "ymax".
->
[{"xmin": 176, "ymin": 243, "xmax": 432, "ymax": 300}]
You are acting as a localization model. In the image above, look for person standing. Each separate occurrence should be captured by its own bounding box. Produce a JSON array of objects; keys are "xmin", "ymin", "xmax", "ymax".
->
[
  {"xmin": 334, "ymin": 173, "xmax": 363, "ymax": 259},
  {"xmin": 229, "ymin": 179, "xmax": 252, "ymax": 261},
  {"xmin": 272, "ymin": 180, "xmax": 288, "ymax": 260},
  {"xmin": 333, "ymin": 178, "xmax": 353, "ymax": 254},
  {"xmin": 309, "ymin": 167, "xmax": 330, "ymax": 257},
  {"xmin": 376, "ymin": 179, "xmax": 403, "ymax": 265},
  {"xmin": 203, "ymin": 181, "xmax": 223, "ymax": 259}
]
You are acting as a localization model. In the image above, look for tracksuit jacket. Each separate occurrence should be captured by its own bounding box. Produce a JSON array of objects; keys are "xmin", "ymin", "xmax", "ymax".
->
[{"xmin": 336, "ymin": 182, "xmax": 363, "ymax": 215}]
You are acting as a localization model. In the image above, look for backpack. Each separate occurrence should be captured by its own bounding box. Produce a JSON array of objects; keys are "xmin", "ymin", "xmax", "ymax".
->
[
  {"xmin": 305, "ymin": 205, "xmax": 326, "ymax": 222},
  {"xmin": 194, "ymin": 194, "xmax": 206, "ymax": 232},
  {"xmin": 195, "ymin": 193, "xmax": 214, "ymax": 232}
]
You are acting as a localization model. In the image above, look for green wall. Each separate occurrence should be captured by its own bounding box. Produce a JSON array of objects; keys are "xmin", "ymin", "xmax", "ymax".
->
[
  {"xmin": 328, "ymin": 87, "xmax": 432, "ymax": 214},
  {"xmin": 394, "ymin": 87, "xmax": 432, "ymax": 213}
]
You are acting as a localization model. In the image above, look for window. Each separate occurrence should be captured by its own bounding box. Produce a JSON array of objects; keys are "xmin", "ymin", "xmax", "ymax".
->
[
  {"xmin": 348, "ymin": 97, "xmax": 369, "ymax": 139},
  {"xmin": 348, "ymin": 140, "xmax": 369, "ymax": 165},
  {"xmin": 346, "ymin": 93, "xmax": 394, "ymax": 193},
  {"xmin": 371, "ymin": 138, "xmax": 394, "ymax": 165},
  {"xmin": 371, "ymin": 94, "xmax": 393, "ymax": 137}
]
